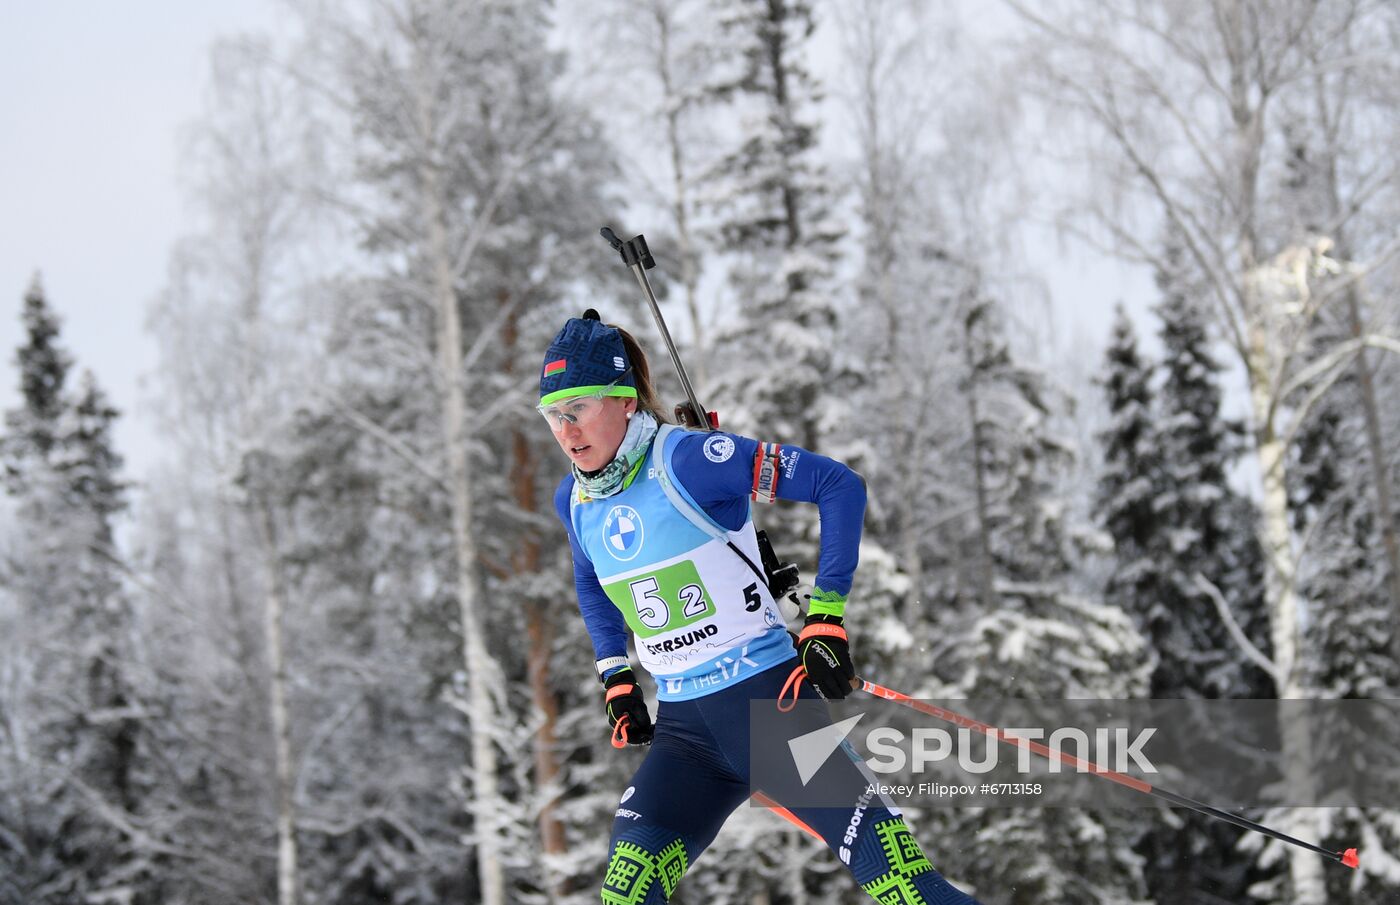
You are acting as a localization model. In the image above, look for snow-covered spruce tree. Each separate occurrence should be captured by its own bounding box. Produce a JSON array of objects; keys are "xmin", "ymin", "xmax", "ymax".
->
[
  {"xmin": 1, "ymin": 279, "xmax": 68, "ymax": 475},
  {"xmin": 1095, "ymin": 271, "xmax": 1272, "ymax": 905},
  {"xmin": 686, "ymin": 0, "xmax": 859, "ymax": 899},
  {"xmin": 0, "ymin": 279, "xmax": 144, "ymax": 904},
  {"xmin": 1286, "ymin": 266, "xmax": 1400, "ymax": 904},
  {"xmin": 1291, "ymin": 368, "xmax": 1400, "ymax": 904},
  {"xmin": 1151, "ymin": 257, "xmax": 1272, "ymax": 700},
  {"xmin": 1095, "ymin": 305, "xmax": 1163, "ymax": 642},
  {"xmin": 922, "ymin": 295, "xmax": 1151, "ymax": 904},
  {"xmin": 960, "ymin": 299, "xmax": 1074, "ymax": 598},
  {"xmin": 699, "ymin": 0, "xmax": 846, "ymax": 457},
  {"xmin": 941, "ymin": 593, "xmax": 1151, "ymax": 905}
]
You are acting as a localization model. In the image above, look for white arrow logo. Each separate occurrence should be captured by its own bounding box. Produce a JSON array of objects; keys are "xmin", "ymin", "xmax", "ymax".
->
[{"xmin": 789, "ymin": 713, "xmax": 865, "ymax": 785}]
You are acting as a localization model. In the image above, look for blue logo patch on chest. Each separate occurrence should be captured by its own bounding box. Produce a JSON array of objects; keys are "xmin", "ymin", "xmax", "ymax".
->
[{"xmin": 602, "ymin": 505, "xmax": 644, "ymax": 560}]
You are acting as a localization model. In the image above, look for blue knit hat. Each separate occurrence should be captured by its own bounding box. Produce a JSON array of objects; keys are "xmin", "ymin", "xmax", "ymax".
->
[{"xmin": 539, "ymin": 309, "xmax": 637, "ymax": 404}]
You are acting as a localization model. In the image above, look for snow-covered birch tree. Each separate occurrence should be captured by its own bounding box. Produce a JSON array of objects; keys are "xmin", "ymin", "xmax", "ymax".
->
[{"xmin": 143, "ymin": 33, "xmax": 325, "ymax": 904}]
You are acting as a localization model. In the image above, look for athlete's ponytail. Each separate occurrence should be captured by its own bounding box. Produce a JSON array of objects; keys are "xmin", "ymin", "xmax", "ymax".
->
[{"xmin": 614, "ymin": 324, "xmax": 670, "ymax": 424}]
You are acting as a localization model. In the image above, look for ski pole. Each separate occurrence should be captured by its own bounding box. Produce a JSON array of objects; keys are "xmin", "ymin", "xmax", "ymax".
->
[
  {"xmin": 853, "ymin": 677, "xmax": 1360, "ymax": 870},
  {"xmin": 600, "ymin": 226, "xmax": 716, "ymax": 430}
]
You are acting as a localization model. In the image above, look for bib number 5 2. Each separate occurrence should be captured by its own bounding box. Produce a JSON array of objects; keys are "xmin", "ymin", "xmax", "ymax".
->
[{"xmin": 629, "ymin": 576, "xmax": 708, "ymax": 630}]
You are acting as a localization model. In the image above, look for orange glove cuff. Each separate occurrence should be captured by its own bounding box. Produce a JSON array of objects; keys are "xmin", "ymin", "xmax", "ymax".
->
[
  {"xmin": 605, "ymin": 683, "xmax": 636, "ymax": 702},
  {"xmin": 798, "ymin": 623, "xmax": 848, "ymax": 643}
]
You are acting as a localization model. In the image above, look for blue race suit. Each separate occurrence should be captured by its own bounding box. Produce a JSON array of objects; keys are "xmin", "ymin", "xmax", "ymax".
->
[{"xmin": 556, "ymin": 427, "xmax": 980, "ymax": 904}]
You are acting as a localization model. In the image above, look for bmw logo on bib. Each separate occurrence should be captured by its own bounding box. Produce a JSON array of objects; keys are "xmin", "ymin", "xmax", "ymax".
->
[{"xmin": 603, "ymin": 505, "xmax": 644, "ymax": 561}]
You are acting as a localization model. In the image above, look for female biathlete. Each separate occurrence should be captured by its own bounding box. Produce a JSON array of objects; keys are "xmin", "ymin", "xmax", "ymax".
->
[{"xmin": 542, "ymin": 311, "xmax": 979, "ymax": 904}]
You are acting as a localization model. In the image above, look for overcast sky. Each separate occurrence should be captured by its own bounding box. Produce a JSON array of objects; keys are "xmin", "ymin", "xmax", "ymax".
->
[
  {"xmin": 2, "ymin": 1, "xmax": 1155, "ymax": 494},
  {"xmin": 1, "ymin": 1, "xmax": 282, "ymax": 483}
]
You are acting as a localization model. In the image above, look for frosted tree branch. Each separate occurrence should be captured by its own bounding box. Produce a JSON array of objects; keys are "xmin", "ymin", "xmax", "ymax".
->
[
  {"xmin": 1099, "ymin": 90, "xmax": 1246, "ymax": 351},
  {"xmin": 1292, "ymin": 492, "xmax": 1344, "ymax": 576},
  {"xmin": 463, "ymin": 377, "xmax": 532, "ymax": 432},
  {"xmin": 1277, "ymin": 336, "xmax": 1367, "ymax": 406},
  {"xmin": 460, "ymin": 292, "xmax": 524, "ymax": 375},
  {"xmin": 64, "ymin": 772, "xmax": 195, "ymax": 860},
  {"xmin": 1271, "ymin": 332, "xmax": 1400, "ymax": 470},
  {"xmin": 1194, "ymin": 572, "xmax": 1281, "ymax": 685},
  {"xmin": 293, "ymin": 696, "xmax": 362, "ymax": 803},
  {"xmin": 308, "ymin": 386, "xmax": 447, "ymax": 491},
  {"xmin": 1004, "ymin": 0, "xmax": 1245, "ymax": 349}
]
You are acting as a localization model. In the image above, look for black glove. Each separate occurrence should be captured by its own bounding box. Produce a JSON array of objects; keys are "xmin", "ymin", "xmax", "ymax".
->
[
  {"xmin": 796, "ymin": 614, "xmax": 856, "ymax": 700},
  {"xmin": 604, "ymin": 667, "xmax": 654, "ymax": 747}
]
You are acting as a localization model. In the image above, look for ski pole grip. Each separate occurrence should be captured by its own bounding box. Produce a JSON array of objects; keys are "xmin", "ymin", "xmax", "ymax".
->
[
  {"xmin": 628, "ymin": 234, "xmax": 655, "ymax": 268},
  {"xmin": 599, "ymin": 227, "xmax": 655, "ymax": 269},
  {"xmin": 623, "ymin": 235, "xmax": 653, "ymax": 268}
]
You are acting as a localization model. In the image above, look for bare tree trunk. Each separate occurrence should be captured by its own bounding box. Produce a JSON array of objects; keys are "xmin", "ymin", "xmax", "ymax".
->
[
  {"xmin": 650, "ymin": 0, "xmax": 705, "ymax": 386},
  {"xmin": 218, "ymin": 499, "xmax": 260, "ymax": 691},
  {"xmin": 254, "ymin": 497, "xmax": 299, "ymax": 905},
  {"xmin": 963, "ymin": 311, "xmax": 997, "ymax": 614},
  {"xmin": 1246, "ymin": 324, "xmax": 1328, "ymax": 904},
  {"xmin": 421, "ymin": 150, "xmax": 506, "ymax": 905},
  {"xmin": 523, "ymin": 594, "xmax": 568, "ymax": 896},
  {"xmin": 1222, "ymin": 2, "xmax": 1327, "ymax": 890}
]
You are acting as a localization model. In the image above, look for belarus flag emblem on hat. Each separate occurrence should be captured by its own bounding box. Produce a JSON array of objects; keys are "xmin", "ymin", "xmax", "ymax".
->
[{"xmin": 544, "ymin": 358, "xmax": 566, "ymax": 377}]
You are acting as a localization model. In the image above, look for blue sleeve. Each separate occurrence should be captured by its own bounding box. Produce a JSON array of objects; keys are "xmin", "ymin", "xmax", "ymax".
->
[
  {"xmin": 669, "ymin": 431, "xmax": 867, "ymax": 597},
  {"xmin": 554, "ymin": 475, "xmax": 629, "ymax": 668}
]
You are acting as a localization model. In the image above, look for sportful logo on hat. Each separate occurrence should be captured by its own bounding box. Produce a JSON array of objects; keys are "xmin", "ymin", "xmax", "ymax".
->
[{"xmin": 540, "ymin": 313, "xmax": 638, "ymax": 403}]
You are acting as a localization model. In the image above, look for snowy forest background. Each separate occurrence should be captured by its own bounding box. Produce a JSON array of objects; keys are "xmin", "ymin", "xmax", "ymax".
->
[{"xmin": 3, "ymin": 0, "xmax": 1399, "ymax": 903}]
